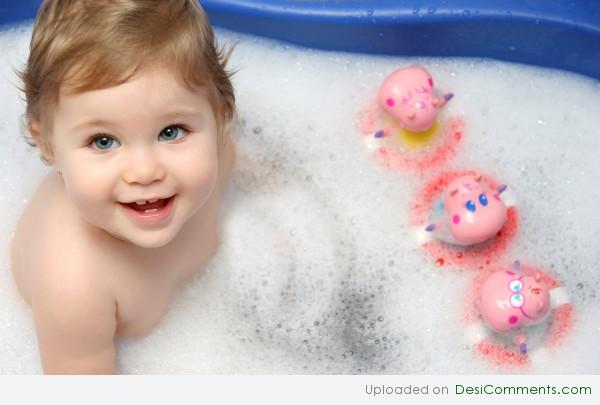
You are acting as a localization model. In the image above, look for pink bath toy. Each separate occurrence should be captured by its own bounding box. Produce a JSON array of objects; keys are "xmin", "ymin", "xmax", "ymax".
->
[
  {"xmin": 378, "ymin": 65, "xmax": 453, "ymax": 133},
  {"xmin": 425, "ymin": 174, "xmax": 508, "ymax": 246},
  {"xmin": 464, "ymin": 262, "xmax": 572, "ymax": 367},
  {"xmin": 479, "ymin": 261, "xmax": 551, "ymax": 354}
]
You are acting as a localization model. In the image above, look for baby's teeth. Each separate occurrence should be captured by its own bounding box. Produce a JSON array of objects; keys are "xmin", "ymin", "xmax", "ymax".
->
[
  {"xmin": 135, "ymin": 199, "xmax": 159, "ymax": 205},
  {"xmin": 144, "ymin": 208, "xmax": 158, "ymax": 214}
]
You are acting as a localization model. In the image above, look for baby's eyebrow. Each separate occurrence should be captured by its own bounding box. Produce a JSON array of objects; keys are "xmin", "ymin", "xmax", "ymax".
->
[
  {"xmin": 71, "ymin": 118, "xmax": 114, "ymax": 132},
  {"xmin": 161, "ymin": 107, "xmax": 203, "ymax": 120},
  {"xmin": 71, "ymin": 108, "xmax": 203, "ymax": 131}
]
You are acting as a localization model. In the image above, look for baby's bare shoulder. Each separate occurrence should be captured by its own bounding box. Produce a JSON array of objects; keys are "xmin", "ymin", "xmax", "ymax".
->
[
  {"xmin": 35, "ymin": 196, "xmax": 116, "ymax": 291},
  {"xmin": 13, "ymin": 172, "xmax": 114, "ymax": 303},
  {"xmin": 35, "ymin": 239, "xmax": 112, "ymax": 296}
]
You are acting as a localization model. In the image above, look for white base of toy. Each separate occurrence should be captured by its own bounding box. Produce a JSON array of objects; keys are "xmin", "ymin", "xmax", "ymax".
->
[
  {"xmin": 550, "ymin": 286, "xmax": 570, "ymax": 307},
  {"xmin": 499, "ymin": 188, "xmax": 517, "ymax": 208},
  {"xmin": 414, "ymin": 226, "xmax": 434, "ymax": 246},
  {"xmin": 465, "ymin": 321, "xmax": 489, "ymax": 345},
  {"xmin": 363, "ymin": 134, "xmax": 382, "ymax": 150}
]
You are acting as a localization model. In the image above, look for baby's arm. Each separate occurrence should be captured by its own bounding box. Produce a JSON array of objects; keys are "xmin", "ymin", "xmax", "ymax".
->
[{"xmin": 31, "ymin": 264, "xmax": 117, "ymax": 374}]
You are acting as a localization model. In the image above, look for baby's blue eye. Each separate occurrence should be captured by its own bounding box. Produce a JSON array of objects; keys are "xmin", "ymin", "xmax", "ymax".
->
[
  {"xmin": 465, "ymin": 200, "xmax": 476, "ymax": 212},
  {"xmin": 479, "ymin": 193, "xmax": 488, "ymax": 207},
  {"xmin": 92, "ymin": 136, "xmax": 117, "ymax": 150},
  {"xmin": 159, "ymin": 126, "xmax": 185, "ymax": 141}
]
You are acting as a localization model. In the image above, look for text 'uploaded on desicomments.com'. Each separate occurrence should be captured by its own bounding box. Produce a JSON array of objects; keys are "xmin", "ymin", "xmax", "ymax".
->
[{"xmin": 365, "ymin": 383, "xmax": 592, "ymax": 397}]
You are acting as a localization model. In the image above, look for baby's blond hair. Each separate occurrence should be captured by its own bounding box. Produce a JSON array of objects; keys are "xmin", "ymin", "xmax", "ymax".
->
[{"xmin": 19, "ymin": 0, "xmax": 235, "ymax": 161}]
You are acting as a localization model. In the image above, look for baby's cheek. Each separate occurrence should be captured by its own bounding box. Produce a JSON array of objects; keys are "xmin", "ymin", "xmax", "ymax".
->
[
  {"xmin": 61, "ymin": 170, "xmax": 116, "ymax": 230},
  {"xmin": 63, "ymin": 165, "xmax": 112, "ymax": 205},
  {"xmin": 180, "ymin": 151, "xmax": 219, "ymax": 199}
]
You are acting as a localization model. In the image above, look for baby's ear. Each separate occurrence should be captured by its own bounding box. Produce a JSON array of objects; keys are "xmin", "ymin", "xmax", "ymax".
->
[{"xmin": 28, "ymin": 120, "xmax": 55, "ymax": 165}]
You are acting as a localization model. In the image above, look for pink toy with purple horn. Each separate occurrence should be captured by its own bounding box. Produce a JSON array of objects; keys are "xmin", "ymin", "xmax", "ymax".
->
[
  {"xmin": 479, "ymin": 261, "xmax": 552, "ymax": 354},
  {"xmin": 378, "ymin": 65, "xmax": 453, "ymax": 133},
  {"xmin": 424, "ymin": 174, "xmax": 508, "ymax": 246}
]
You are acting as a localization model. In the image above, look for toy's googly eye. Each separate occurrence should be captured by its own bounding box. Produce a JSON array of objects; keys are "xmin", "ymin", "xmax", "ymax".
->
[
  {"xmin": 509, "ymin": 280, "xmax": 523, "ymax": 292},
  {"xmin": 510, "ymin": 293, "xmax": 524, "ymax": 308},
  {"xmin": 479, "ymin": 193, "xmax": 488, "ymax": 207},
  {"xmin": 466, "ymin": 200, "xmax": 476, "ymax": 212}
]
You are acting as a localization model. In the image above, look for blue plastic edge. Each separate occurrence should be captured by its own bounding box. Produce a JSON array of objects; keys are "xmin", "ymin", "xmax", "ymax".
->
[{"xmin": 1, "ymin": 1, "xmax": 599, "ymax": 81}]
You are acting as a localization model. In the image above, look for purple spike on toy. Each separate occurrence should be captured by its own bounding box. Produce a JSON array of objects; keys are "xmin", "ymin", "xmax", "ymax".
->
[
  {"xmin": 374, "ymin": 129, "xmax": 385, "ymax": 138},
  {"xmin": 443, "ymin": 92, "xmax": 454, "ymax": 102},
  {"xmin": 498, "ymin": 184, "xmax": 507, "ymax": 194},
  {"xmin": 425, "ymin": 224, "xmax": 436, "ymax": 232},
  {"xmin": 519, "ymin": 343, "xmax": 527, "ymax": 355},
  {"xmin": 513, "ymin": 260, "xmax": 521, "ymax": 271}
]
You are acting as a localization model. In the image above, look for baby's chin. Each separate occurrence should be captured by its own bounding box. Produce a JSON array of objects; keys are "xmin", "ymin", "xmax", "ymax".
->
[
  {"xmin": 124, "ymin": 231, "xmax": 178, "ymax": 248},
  {"xmin": 126, "ymin": 235, "xmax": 175, "ymax": 249},
  {"xmin": 104, "ymin": 226, "xmax": 179, "ymax": 249}
]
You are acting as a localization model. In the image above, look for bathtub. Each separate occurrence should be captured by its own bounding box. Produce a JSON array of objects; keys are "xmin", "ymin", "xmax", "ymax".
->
[
  {"xmin": 1, "ymin": 0, "xmax": 599, "ymax": 375},
  {"xmin": 2, "ymin": 1, "xmax": 599, "ymax": 80}
]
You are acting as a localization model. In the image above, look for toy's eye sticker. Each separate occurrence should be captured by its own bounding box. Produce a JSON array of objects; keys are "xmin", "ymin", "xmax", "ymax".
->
[
  {"xmin": 479, "ymin": 193, "xmax": 488, "ymax": 206},
  {"xmin": 465, "ymin": 200, "xmax": 476, "ymax": 212},
  {"xmin": 386, "ymin": 98, "xmax": 395, "ymax": 107},
  {"xmin": 509, "ymin": 280, "xmax": 523, "ymax": 292},
  {"xmin": 510, "ymin": 293, "xmax": 524, "ymax": 308}
]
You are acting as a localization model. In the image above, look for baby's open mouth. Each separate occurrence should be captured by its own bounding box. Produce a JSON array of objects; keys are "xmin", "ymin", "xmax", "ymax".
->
[
  {"xmin": 122, "ymin": 196, "xmax": 174, "ymax": 214},
  {"xmin": 119, "ymin": 195, "xmax": 176, "ymax": 226}
]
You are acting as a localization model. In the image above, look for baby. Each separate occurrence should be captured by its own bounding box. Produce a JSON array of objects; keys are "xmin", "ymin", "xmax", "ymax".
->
[{"xmin": 10, "ymin": 0, "xmax": 236, "ymax": 374}]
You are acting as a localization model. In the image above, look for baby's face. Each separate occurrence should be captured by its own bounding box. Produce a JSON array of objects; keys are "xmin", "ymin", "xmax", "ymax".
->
[{"xmin": 50, "ymin": 67, "xmax": 219, "ymax": 248}]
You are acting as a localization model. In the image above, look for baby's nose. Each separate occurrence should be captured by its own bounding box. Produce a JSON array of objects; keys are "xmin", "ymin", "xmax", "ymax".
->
[{"xmin": 122, "ymin": 148, "xmax": 166, "ymax": 185}]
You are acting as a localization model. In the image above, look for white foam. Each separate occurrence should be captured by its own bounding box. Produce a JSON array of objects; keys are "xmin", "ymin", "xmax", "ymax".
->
[
  {"xmin": 0, "ymin": 23, "xmax": 599, "ymax": 374},
  {"xmin": 529, "ymin": 347, "xmax": 551, "ymax": 365}
]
